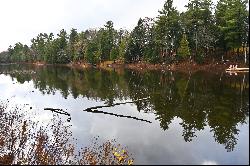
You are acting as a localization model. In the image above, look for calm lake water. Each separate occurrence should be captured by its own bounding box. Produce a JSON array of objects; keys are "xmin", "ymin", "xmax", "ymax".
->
[{"xmin": 0, "ymin": 64, "xmax": 249, "ymax": 165}]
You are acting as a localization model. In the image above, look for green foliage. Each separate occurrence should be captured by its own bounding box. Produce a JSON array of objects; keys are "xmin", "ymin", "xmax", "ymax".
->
[
  {"xmin": 0, "ymin": 51, "xmax": 10, "ymax": 63},
  {"xmin": 125, "ymin": 18, "xmax": 145, "ymax": 62},
  {"xmin": 86, "ymin": 39, "xmax": 100, "ymax": 64},
  {"xmin": 117, "ymin": 29, "xmax": 129, "ymax": 61},
  {"xmin": 143, "ymin": 20, "xmax": 161, "ymax": 63},
  {"xmin": 125, "ymin": 17, "xmax": 160, "ymax": 63},
  {"xmin": 184, "ymin": 0, "xmax": 216, "ymax": 60},
  {"xmin": 177, "ymin": 34, "xmax": 191, "ymax": 60},
  {"xmin": 0, "ymin": 0, "xmax": 248, "ymax": 65},
  {"xmin": 6, "ymin": 43, "xmax": 32, "ymax": 62},
  {"xmin": 110, "ymin": 47, "xmax": 119, "ymax": 61},
  {"xmin": 118, "ymin": 38, "xmax": 128, "ymax": 61},
  {"xmin": 68, "ymin": 28, "xmax": 79, "ymax": 62},
  {"xmin": 31, "ymin": 33, "xmax": 54, "ymax": 62},
  {"xmin": 155, "ymin": 0, "xmax": 182, "ymax": 61},
  {"xmin": 98, "ymin": 21, "xmax": 116, "ymax": 61},
  {"xmin": 215, "ymin": 0, "xmax": 249, "ymax": 51}
]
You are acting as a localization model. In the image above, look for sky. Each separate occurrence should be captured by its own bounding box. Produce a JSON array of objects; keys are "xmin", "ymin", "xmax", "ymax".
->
[{"xmin": 0, "ymin": 0, "xmax": 217, "ymax": 52}]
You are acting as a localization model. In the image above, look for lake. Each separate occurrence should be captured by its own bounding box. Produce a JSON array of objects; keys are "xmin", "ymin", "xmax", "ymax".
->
[{"xmin": 0, "ymin": 64, "xmax": 249, "ymax": 165}]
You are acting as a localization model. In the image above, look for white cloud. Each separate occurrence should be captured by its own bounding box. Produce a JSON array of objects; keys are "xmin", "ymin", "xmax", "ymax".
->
[
  {"xmin": 0, "ymin": 0, "xmax": 217, "ymax": 52},
  {"xmin": 202, "ymin": 160, "xmax": 218, "ymax": 165}
]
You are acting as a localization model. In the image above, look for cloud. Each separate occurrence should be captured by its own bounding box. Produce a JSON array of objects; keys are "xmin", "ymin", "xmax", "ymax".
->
[
  {"xmin": 202, "ymin": 160, "xmax": 218, "ymax": 165},
  {"xmin": 0, "ymin": 0, "xmax": 217, "ymax": 52}
]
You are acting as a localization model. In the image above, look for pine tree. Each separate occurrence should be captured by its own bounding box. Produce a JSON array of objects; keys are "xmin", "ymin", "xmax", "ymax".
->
[
  {"xmin": 177, "ymin": 34, "xmax": 191, "ymax": 60},
  {"xmin": 155, "ymin": 0, "xmax": 182, "ymax": 61},
  {"xmin": 215, "ymin": 0, "xmax": 249, "ymax": 53}
]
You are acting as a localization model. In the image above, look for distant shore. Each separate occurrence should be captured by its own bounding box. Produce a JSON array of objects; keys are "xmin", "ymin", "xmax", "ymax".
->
[
  {"xmin": 124, "ymin": 61, "xmax": 248, "ymax": 74},
  {"xmin": 2, "ymin": 60, "xmax": 248, "ymax": 74},
  {"xmin": 56, "ymin": 60, "xmax": 250, "ymax": 74}
]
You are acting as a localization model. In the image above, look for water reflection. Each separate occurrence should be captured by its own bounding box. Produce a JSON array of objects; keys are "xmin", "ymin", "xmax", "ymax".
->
[
  {"xmin": 84, "ymin": 109, "xmax": 152, "ymax": 124},
  {"xmin": 0, "ymin": 64, "xmax": 249, "ymax": 152},
  {"xmin": 0, "ymin": 101, "xmax": 134, "ymax": 165},
  {"xmin": 82, "ymin": 97, "xmax": 152, "ymax": 123}
]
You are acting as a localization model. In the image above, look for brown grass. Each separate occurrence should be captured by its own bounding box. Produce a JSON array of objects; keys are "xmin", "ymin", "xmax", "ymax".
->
[{"xmin": 0, "ymin": 101, "xmax": 134, "ymax": 165}]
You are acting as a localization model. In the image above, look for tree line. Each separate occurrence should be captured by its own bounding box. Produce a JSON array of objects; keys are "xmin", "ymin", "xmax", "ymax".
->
[{"xmin": 0, "ymin": 0, "xmax": 249, "ymax": 64}]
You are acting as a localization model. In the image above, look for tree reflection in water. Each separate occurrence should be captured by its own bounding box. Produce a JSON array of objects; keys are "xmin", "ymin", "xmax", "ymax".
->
[
  {"xmin": 0, "ymin": 64, "xmax": 249, "ymax": 152},
  {"xmin": 0, "ymin": 101, "xmax": 134, "ymax": 165}
]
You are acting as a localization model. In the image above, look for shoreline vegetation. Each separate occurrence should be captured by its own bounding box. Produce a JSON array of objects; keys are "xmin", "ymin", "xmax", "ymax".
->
[
  {"xmin": 0, "ymin": 100, "xmax": 134, "ymax": 165},
  {"xmin": 0, "ymin": 0, "xmax": 249, "ymax": 71},
  {"xmin": 10, "ymin": 59, "xmax": 248, "ymax": 74}
]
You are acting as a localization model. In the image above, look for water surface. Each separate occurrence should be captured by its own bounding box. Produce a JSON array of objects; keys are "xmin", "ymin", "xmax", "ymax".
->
[{"xmin": 0, "ymin": 64, "xmax": 249, "ymax": 165}]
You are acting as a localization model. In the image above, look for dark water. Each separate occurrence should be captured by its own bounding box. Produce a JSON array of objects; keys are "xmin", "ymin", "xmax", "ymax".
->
[{"xmin": 0, "ymin": 64, "xmax": 249, "ymax": 165}]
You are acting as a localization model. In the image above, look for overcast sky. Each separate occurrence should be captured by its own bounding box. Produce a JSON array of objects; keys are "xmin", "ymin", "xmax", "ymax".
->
[{"xmin": 0, "ymin": 0, "xmax": 218, "ymax": 52}]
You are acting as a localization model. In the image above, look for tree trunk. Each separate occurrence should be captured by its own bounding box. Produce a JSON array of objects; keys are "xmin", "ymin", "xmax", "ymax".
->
[
  {"xmin": 237, "ymin": 48, "xmax": 240, "ymax": 61},
  {"xmin": 243, "ymin": 45, "xmax": 247, "ymax": 64}
]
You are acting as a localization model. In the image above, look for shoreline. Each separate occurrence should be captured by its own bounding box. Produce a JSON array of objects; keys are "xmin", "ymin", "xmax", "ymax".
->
[
  {"xmin": 2, "ymin": 61, "xmax": 248, "ymax": 74},
  {"xmin": 124, "ymin": 61, "xmax": 239, "ymax": 74}
]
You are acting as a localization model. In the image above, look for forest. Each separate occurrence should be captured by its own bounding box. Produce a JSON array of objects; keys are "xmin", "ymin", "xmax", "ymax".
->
[{"xmin": 0, "ymin": 0, "xmax": 249, "ymax": 65}]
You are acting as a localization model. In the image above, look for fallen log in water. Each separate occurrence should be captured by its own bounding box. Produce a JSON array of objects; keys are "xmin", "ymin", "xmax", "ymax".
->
[
  {"xmin": 82, "ymin": 97, "xmax": 152, "ymax": 123},
  {"xmin": 83, "ymin": 97, "xmax": 150, "ymax": 110},
  {"xmin": 83, "ymin": 109, "xmax": 152, "ymax": 123},
  {"xmin": 43, "ymin": 98, "xmax": 151, "ymax": 123},
  {"xmin": 44, "ymin": 108, "xmax": 71, "ymax": 122}
]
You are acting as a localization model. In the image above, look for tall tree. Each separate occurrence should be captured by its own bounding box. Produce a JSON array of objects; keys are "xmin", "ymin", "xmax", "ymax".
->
[
  {"xmin": 31, "ymin": 33, "xmax": 46, "ymax": 62},
  {"xmin": 125, "ymin": 18, "xmax": 146, "ymax": 62},
  {"xmin": 117, "ymin": 29, "xmax": 130, "ymax": 61},
  {"xmin": 99, "ymin": 21, "xmax": 116, "ymax": 61},
  {"xmin": 155, "ymin": 0, "xmax": 182, "ymax": 62},
  {"xmin": 143, "ymin": 17, "xmax": 160, "ymax": 63},
  {"xmin": 184, "ymin": 0, "xmax": 216, "ymax": 60},
  {"xmin": 215, "ymin": 0, "xmax": 249, "ymax": 56},
  {"xmin": 68, "ymin": 28, "xmax": 79, "ymax": 62},
  {"xmin": 48, "ymin": 29, "xmax": 69, "ymax": 64}
]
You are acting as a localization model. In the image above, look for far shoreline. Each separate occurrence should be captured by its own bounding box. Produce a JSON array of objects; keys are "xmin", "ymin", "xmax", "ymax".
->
[{"xmin": 1, "ymin": 60, "xmax": 248, "ymax": 74}]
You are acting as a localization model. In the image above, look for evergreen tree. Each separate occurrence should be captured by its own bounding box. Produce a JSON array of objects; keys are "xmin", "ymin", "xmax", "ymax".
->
[
  {"xmin": 155, "ymin": 0, "xmax": 182, "ymax": 62},
  {"xmin": 98, "ymin": 21, "xmax": 116, "ymax": 61},
  {"xmin": 184, "ymin": 0, "xmax": 216, "ymax": 60},
  {"xmin": 125, "ymin": 18, "xmax": 146, "ymax": 62},
  {"xmin": 118, "ymin": 37, "xmax": 129, "ymax": 61},
  {"xmin": 68, "ymin": 28, "xmax": 79, "ymax": 62},
  {"xmin": 177, "ymin": 34, "xmax": 191, "ymax": 60},
  {"xmin": 215, "ymin": 0, "xmax": 249, "ymax": 54},
  {"xmin": 110, "ymin": 46, "xmax": 119, "ymax": 61}
]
